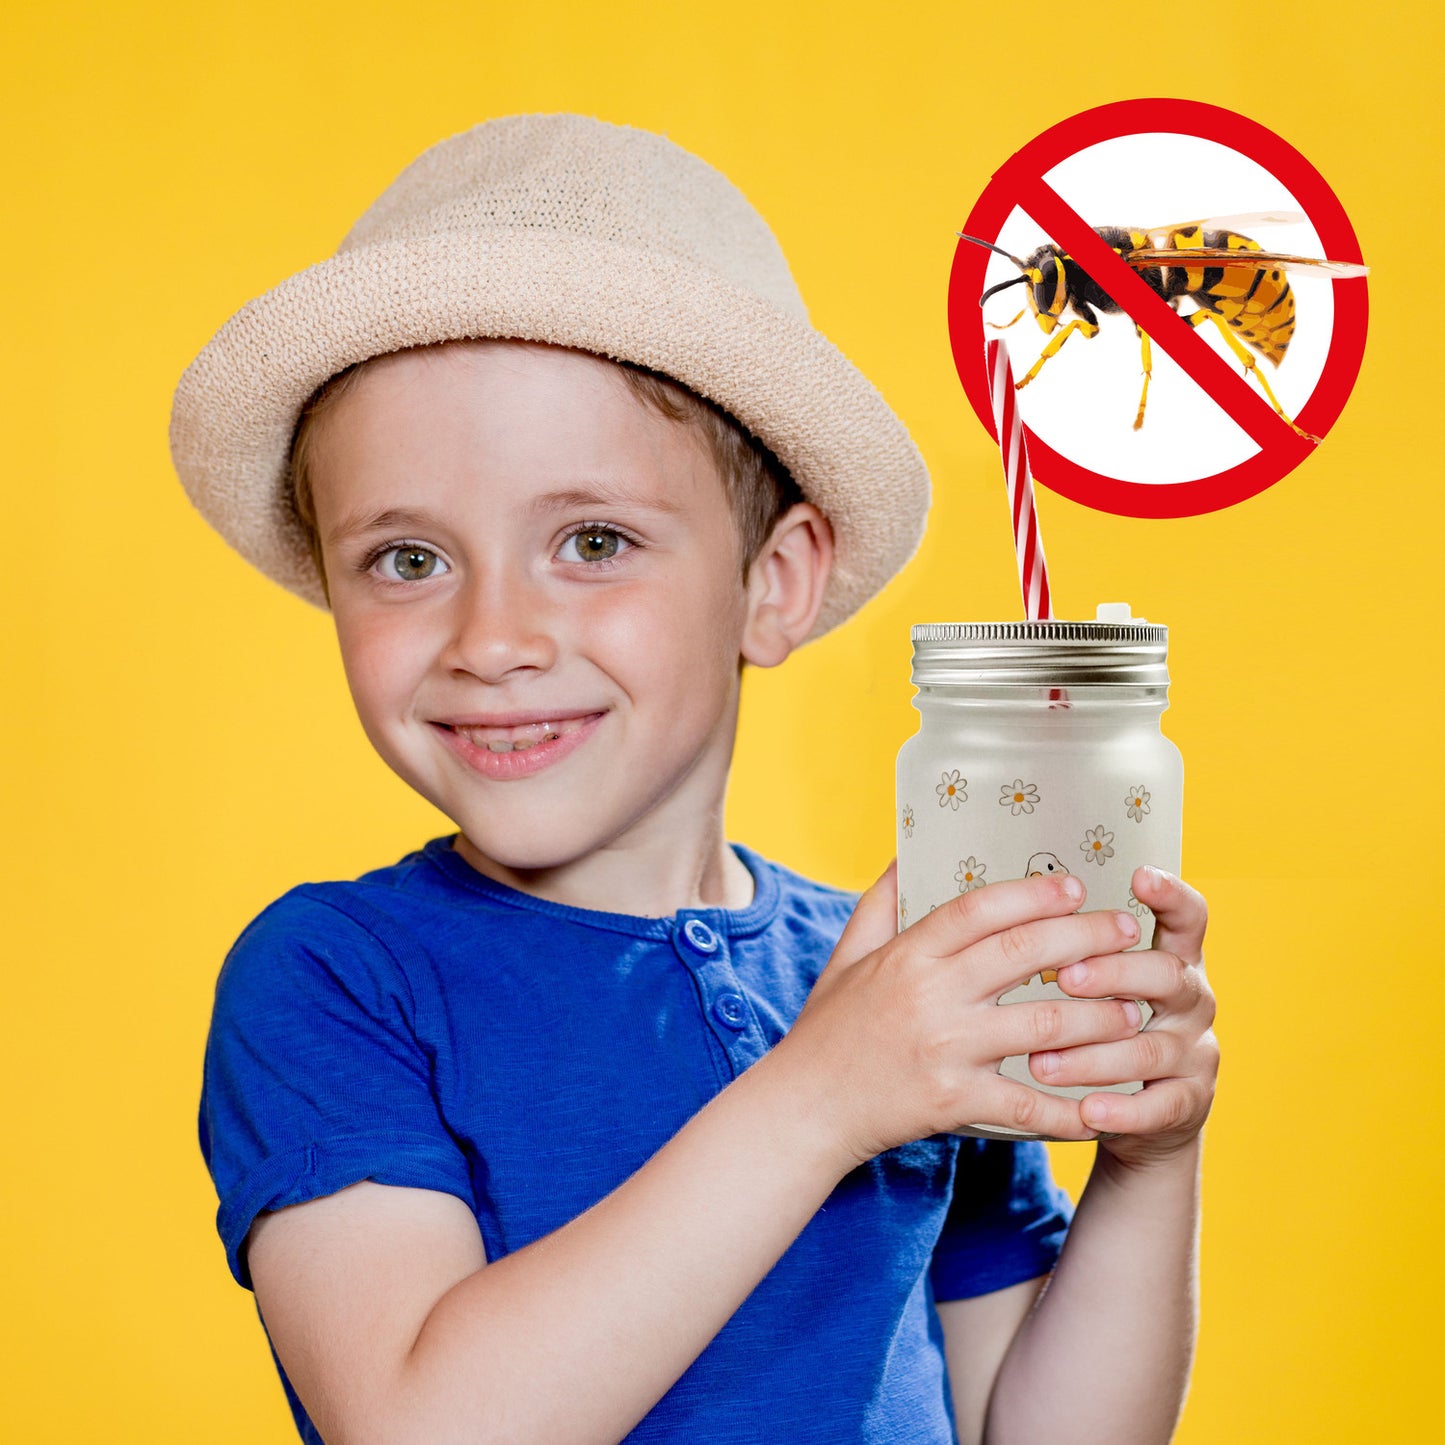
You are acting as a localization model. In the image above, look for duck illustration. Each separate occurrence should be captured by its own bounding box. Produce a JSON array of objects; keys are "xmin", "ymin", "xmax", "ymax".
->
[
  {"xmin": 1025, "ymin": 851, "xmax": 1069, "ymax": 879},
  {"xmin": 1024, "ymin": 853, "xmax": 1071, "ymax": 982}
]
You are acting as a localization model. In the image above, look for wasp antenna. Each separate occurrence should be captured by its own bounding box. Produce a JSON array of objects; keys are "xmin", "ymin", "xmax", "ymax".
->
[
  {"xmin": 957, "ymin": 232, "xmax": 1029, "ymax": 269},
  {"xmin": 979, "ymin": 275, "xmax": 1028, "ymax": 306}
]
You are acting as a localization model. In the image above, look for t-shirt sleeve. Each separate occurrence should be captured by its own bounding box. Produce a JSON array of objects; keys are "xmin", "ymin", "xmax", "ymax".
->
[
  {"xmin": 929, "ymin": 1138, "xmax": 1074, "ymax": 1302},
  {"xmin": 198, "ymin": 888, "xmax": 475, "ymax": 1289}
]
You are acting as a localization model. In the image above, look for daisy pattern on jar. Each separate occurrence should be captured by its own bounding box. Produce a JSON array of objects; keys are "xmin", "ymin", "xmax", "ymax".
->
[
  {"xmin": 898, "ymin": 895, "xmax": 909, "ymax": 927},
  {"xmin": 1080, "ymin": 825, "xmax": 1115, "ymax": 866},
  {"xmin": 1126, "ymin": 786, "xmax": 1151, "ymax": 822},
  {"xmin": 1127, "ymin": 888, "xmax": 1152, "ymax": 921},
  {"xmin": 935, "ymin": 770, "xmax": 966, "ymax": 810},
  {"xmin": 999, "ymin": 779, "xmax": 1040, "ymax": 816},
  {"xmin": 901, "ymin": 805, "xmax": 915, "ymax": 838},
  {"xmin": 954, "ymin": 857, "xmax": 987, "ymax": 892}
]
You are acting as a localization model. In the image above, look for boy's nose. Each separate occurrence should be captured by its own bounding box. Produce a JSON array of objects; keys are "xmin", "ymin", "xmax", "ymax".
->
[{"xmin": 441, "ymin": 569, "xmax": 559, "ymax": 683}]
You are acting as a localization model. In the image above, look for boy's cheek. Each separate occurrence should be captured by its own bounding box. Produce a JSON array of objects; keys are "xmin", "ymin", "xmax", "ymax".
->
[
  {"xmin": 591, "ymin": 577, "xmax": 748, "ymax": 673},
  {"xmin": 333, "ymin": 620, "xmax": 406, "ymax": 694},
  {"xmin": 333, "ymin": 623, "xmax": 438, "ymax": 737}
]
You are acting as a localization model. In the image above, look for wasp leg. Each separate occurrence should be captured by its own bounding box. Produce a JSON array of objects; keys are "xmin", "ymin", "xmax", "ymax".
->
[
  {"xmin": 1133, "ymin": 326, "xmax": 1153, "ymax": 430},
  {"xmin": 1186, "ymin": 309, "xmax": 1319, "ymax": 444},
  {"xmin": 1014, "ymin": 317, "xmax": 1100, "ymax": 390},
  {"xmin": 986, "ymin": 307, "xmax": 1027, "ymax": 331}
]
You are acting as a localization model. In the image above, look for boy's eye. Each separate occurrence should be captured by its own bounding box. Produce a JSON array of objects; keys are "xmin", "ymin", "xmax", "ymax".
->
[
  {"xmin": 377, "ymin": 545, "xmax": 449, "ymax": 582},
  {"xmin": 559, "ymin": 528, "xmax": 628, "ymax": 564}
]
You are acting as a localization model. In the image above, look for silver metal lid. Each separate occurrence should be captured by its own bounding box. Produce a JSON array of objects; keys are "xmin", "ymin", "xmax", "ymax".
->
[{"xmin": 911, "ymin": 618, "xmax": 1169, "ymax": 689}]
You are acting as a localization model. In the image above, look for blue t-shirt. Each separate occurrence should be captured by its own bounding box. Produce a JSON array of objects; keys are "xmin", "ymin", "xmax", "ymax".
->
[{"xmin": 200, "ymin": 837, "xmax": 1072, "ymax": 1443}]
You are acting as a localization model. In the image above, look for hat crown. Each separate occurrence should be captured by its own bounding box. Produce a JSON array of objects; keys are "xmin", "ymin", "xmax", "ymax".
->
[{"xmin": 341, "ymin": 114, "xmax": 809, "ymax": 320}]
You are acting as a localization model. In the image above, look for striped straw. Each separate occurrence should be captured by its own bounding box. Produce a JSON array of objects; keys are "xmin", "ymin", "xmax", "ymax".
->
[{"xmin": 986, "ymin": 339, "xmax": 1052, "ymax": 620}]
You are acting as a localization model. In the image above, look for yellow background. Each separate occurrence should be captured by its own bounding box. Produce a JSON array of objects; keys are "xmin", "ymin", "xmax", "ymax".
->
[{"xmin": 6, "ymin": 2, "xmax": 1438, "ymax": 1439}]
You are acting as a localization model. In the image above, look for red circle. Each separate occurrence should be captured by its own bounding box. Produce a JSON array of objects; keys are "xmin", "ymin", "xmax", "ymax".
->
[{"xmin": 948, "ymin": 99, "xmax": 1369, "ymax": 517}]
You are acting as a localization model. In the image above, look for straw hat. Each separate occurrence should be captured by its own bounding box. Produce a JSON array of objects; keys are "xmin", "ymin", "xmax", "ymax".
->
[{"xmin": 169, "ymin": 113, "xmax": 930, "ymax": 638}]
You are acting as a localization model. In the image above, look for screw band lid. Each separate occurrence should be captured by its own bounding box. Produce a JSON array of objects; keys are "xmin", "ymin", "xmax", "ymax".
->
[{"xmin": 910, "ymin": 619, "xmax": 1169, "ymax": 689}]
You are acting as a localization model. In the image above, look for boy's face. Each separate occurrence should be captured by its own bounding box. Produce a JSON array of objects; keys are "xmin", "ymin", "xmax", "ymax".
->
[{"xmin": 306, "ymin": 342, "xmax": 766, "ymax": 882}]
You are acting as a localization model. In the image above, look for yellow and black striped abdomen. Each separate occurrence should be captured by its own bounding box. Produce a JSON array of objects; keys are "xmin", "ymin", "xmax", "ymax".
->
[{"xmin": 1180, "ymin": 228, "xmax": 1296, "ymax": 366}]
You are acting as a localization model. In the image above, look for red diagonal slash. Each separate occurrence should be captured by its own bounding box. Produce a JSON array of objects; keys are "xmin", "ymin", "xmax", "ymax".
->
[{"xmin": 1011, "ymin": 173, "xmax": 1313, "ymax": 463}]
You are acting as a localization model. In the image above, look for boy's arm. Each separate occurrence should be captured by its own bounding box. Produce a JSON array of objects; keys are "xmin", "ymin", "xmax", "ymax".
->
[
  {"xmin": 936, "ymin": 1145, "xmax": 1200, "ymax": 1445},
  {"xmin": 936, "ymin": 1278, "xmax": 1047, "ymax": 1445},
  {"xmin": 248, "ymin": 1053, "xmax": 845, "ymax": 1445},
  {"xmin": 984, "ymin": 1137, "xmax": 1202, "ymax": 1444},
  {"xmin": 940, "ymin": 867, "xmax": 1216, "ymax": 1445},
  {"xmin": 247, "ymin": 871, "xmax": 1139, "ymax": 1445}
]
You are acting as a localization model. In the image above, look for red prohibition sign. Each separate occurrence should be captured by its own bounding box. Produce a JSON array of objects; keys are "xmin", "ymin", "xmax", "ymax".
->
[{"xmin": 949, "ymin": 99, "xmax": 1369, "ymax": 517}]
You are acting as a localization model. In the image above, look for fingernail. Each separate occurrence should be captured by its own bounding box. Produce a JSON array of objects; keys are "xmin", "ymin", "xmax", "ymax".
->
[
  {"xmin": 1122, "ymin": 999, "xmax": 1142, "ymax": 1028},
  {"xmin": 1059, "ymin": 962, "xmax": 1087, "ymax": 988},
  {"xmin": 1083, "ymin": 1096, "xmax": 1111, "ymax": 1127},
  {"xmin": 1118, "ymin": 912, "xmax": 1140, "ymax": 941},
  {"xmin": 1140, "ymin": 865, "xmax": 1163, "ymax": 889},
  {"xmin": 1062, "ymin": 876, "xmax": 1084, "ymax": 903},
  {"xmin": 1035, "ymin": 1051, "xmax": 1061, "ymax": 1078}
]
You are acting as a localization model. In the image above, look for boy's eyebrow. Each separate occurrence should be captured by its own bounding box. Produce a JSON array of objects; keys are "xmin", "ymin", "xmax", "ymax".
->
[
  {"xmin": 325, "ymin": 507, "xmax": 439, "ymax": 547},
  {"xmin": 526, "ymin": 483, "xmax": 686, "ymax": 517},
  {"xmin": 326, "ymin": 485, "xmax": 686, "ymax": 547}
]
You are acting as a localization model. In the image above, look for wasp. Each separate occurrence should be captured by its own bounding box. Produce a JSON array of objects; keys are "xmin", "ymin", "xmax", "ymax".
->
[{"xmin": 959, "ymin": 214, "xmax": 1368, "ymax": 441}]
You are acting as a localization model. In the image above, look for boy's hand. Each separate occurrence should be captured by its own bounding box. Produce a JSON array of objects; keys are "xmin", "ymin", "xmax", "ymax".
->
[
  {"xmin": 1042, "ymin": 866, "xmax": 1218, "ymax": 1169},
  {"xmin": 775, "ymin": 864, "xmax": 1149, "ymax": 1168}
]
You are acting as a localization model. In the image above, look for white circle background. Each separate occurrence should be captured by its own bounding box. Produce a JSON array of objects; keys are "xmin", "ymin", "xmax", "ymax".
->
[{"xmin": 981, "ymin": 133, "xmax": 1337, "ymax": 485}]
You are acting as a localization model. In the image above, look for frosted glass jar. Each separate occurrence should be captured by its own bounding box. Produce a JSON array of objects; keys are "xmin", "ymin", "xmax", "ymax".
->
[{"xmin": 895, "ymin": 610, "xmax": 1183, "ymax": 1141}]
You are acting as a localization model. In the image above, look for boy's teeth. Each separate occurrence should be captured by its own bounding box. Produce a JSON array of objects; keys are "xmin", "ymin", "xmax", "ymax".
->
[
  {"xmin": 456, "ymin": 719, "xmax": 583, "ymax": 751},
  {"xmin": 511, "ymin": 731, "xmax": 561, "ymax": 752}
]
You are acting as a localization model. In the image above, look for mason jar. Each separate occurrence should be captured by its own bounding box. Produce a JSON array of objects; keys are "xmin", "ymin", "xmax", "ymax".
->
[{"xmin": 895, "ymin": 606, "xmax": 1183, "ymax": 1141}]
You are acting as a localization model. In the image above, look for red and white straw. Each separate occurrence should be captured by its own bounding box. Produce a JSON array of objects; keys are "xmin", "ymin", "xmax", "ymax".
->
[{"xmin": 986, "ymin": 339, "xmax": 1052, "ymax": 621}]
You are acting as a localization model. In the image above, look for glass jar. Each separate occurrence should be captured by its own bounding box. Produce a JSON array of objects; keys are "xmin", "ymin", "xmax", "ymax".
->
[{"xmin": 895, "ymin": 606, "xmax": 1183, "ymax": 1140}]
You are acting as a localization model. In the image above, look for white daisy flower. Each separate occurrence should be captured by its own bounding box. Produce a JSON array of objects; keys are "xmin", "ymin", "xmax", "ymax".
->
[
  {"xmin": 954, "ymin": 857, "xmax": 987, "ymax": 892},
  {"xmin": 999, "ymin": 779, "xmax": 1040, "ymax": 815},
  {"xmin": 935, "ymin": 770, "xmax": 966, "ymax": 810}
]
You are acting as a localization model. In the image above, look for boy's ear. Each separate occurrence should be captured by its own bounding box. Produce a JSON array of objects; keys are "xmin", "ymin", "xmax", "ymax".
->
[{"xmin": 740, "ymin": 503, "xmax": 835, "ymax": 668}]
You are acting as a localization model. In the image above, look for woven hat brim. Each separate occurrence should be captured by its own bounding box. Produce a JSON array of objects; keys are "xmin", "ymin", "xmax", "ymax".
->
[{"xmin": 169, "ymin": 230, "xmax": 930, "ymax": 639}]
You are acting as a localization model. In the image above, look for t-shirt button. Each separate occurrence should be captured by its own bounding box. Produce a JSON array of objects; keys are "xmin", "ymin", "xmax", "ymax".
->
[
  {"xmin": 682, "ymin": 918, "xmax": 719, "ymax": 954},
  {"xmin": 712, "ymin": 992, "xmax": 747, "ymax": 1029}
]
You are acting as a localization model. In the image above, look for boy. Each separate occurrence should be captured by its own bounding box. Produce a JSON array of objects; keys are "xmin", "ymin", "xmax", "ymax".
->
[{"xmin": 175, "ymin": 115, "xmax": 1217, "ymax": 1444}]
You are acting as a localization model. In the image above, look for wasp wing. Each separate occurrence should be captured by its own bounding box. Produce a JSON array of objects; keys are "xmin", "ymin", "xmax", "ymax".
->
[
  {"xmin": 1124, "ymin": 246, "xmax": 1369, "ymax": 278},
  {"xmin": 1142, "ymin": 213, "xmax": 1307, "ymax": 247}
]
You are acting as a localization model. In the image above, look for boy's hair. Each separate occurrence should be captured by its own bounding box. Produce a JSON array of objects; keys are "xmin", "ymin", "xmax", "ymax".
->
[{"xmin": 287, "ymin": 343, "xmax": 804, "ymax": 600}]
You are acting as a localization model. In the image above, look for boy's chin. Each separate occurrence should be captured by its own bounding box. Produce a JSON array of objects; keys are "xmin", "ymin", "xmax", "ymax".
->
[{"xmin": 451, "ymin": 826, "xmax": 600, "ymax": 880}]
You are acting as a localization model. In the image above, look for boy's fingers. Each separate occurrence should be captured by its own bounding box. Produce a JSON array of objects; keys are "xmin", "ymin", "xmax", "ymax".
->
[
  {"xmin": 1076, "ymin": 1079, "xmax": 1208, "ymax": 1138},
  {"xmin": 1133, "ymin": 867, "xmax": 1207, "ymax": 964},
  {"xmin": 962, "ymin": 1075, "xmax": 1100, "ymax": 1142},
  {"xmin": 993, "ymin": 996, "xmax": 1144, "ymax": 1063},
  {"xmin": 908, "ymin": 874, "xmax": 1086, "ymax": 959},
  {"xmin": 967, "ymin": 908, "xmax": 1141, "ymax": 998},
  {"xmin": 828, "ymin": 860, "xmax": 900, "ymax": 970},
  {"xmin": 1027, "ymin": 1026, "xmax": 1183, "ymax": 1089},
  {"xmin": 1054, "ymin": 949, "xmax": 1209, "ymax": 1017}
]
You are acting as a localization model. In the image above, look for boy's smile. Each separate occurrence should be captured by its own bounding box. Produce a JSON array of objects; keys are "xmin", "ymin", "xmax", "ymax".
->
[
  {"xmin": 435, "ymin": 711, "xmax": 605, "ymax": 781},
  {"xmin": 306, "ymin": 341, "xmax": 825, "ymax": 915}
]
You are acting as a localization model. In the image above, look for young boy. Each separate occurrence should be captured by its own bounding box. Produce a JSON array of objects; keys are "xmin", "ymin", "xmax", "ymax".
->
[{"xmin": 175, "ymin": 115, "xmax": 1217, "ymax": 1445}]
